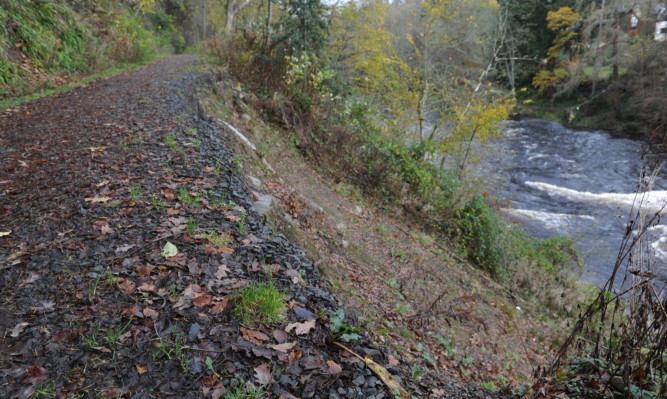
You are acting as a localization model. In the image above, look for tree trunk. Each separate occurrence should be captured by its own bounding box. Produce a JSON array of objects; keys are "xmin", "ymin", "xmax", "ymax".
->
[
  {"xmin": 225, "ymin": 0, "xmax": 253, "ymax": 35},
  {"xmin": 591, "ymin": 0, "xmax": 606, "ymax": 98}
]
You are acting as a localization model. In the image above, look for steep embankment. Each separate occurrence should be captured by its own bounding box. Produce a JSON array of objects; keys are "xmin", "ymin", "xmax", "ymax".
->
[{"xmin": 198, "ymin": 67, "xmax": 584, "ymax": 396}]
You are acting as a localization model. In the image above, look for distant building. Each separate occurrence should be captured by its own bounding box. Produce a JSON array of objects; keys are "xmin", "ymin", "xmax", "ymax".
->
[{"xmin": 657, "ymin": 21, "xmax": 667, "ymax": 40}]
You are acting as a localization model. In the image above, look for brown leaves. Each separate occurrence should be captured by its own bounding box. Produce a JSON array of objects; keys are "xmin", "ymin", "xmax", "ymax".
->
[
  {"xmin": 267, "ymin": 341, "xmax": 297, "ymax": 352},
  {"xmin": 52, "ymin": 328, "xmax": 83, "ymax": 344},
  {"xmin": 93, "ymin": 220, "xmax": 114, "ymax": 235},
  {"xmin": 241, "ymin": 328, "xmax": 270, "ymax": 344},
  {"xmin": 326, "ymin": 360, "xmax": 342, "ymax": 374},
  {"xmin": 209, "ymin": 297, "xmax": 229, "ymax": 314},
  {"xmin": 23, "ymin": 366, "xmax": 48, "ymax": 384},
  {"xmin": 192, "ymin": 294, "xmax": 213, "ymax": 308},
  {"xmin": 254, "ymin": 363, "xmax": 272, "ymax": 385},
  {"xmin": 285, "ymin": 319, "xmax": 316, "ymax": 335},
  {"xmin": 118, "ymin": 279, "xmax": 136, "ymax": 294},
  {"xmin": 143, "ymin": 307, "xmax": 159, "ymax": 320}
]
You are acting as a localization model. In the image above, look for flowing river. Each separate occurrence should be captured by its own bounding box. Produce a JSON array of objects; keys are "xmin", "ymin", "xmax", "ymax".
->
[{"xmin": 489, "ymin": 119, "xmax": 667, "ymax": 287}]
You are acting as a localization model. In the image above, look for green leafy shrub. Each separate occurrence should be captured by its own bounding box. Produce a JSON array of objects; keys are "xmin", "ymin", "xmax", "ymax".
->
[{"xmin": 455, "ymin": 195, "xmax": 507, "ymax": 277}]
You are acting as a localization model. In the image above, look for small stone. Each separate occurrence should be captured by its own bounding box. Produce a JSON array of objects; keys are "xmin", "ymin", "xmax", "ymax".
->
[
  {"xmin": 246, "ymin": 176, "xmax": 262, "ymax": 191},
  {"xmin": 336, "ymin": 223, "xmax": 346, "ymax": 234},
  {"xmin": 352, "ymin": 375, "xmax": 365, "ymax": 386},
  {"xmin": 362, "ymin": 347, "xmax": 381, "ymax": 358},
  {"xmin": 188, "ymin": 323, "xmax": 201, "ymax": 341},
  {"xmin": 337, "ymin": 388, "xmax": 346, "ymax": 395},
  {"xmin": 355, "ymin": 205, "xmax": 362, "ymax": 215},
  {"xmin": 329, "ymin": 393, "xmax": 341, "ymax": 399},
  {"xmin": 341, "ymin": 240, "xmax": 349, "ymax": 249}
]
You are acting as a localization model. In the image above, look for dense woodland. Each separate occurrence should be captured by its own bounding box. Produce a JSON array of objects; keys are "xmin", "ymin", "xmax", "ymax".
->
[{"xmin": 1, "ymin": 0, "xmax": 665, "ymax": 397}]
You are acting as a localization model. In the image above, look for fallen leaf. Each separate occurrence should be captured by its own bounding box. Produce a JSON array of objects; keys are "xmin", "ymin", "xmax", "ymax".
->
[
  {"xmin": 29, "ymin": 300, "xmax": 55, "ymax": 313},
  {"xmin": 161, "ymin": 242, "xmax": 178, "ymax": 258},
  {"xmin": 326, "ymin": 360, "xmax": 342, "ymax": 374},
  {"xmin": 136, "ymin": 365, "xmax": 147, "ymax": 375},
  {"xmin": 273, "ymin": 329, "xmax": 288, "ymax": 343},
  {"xmin": 23, "ymin": 366, "xmax": 48, "ymax": 384},
  {"xmin": 86, "ymin": 146, "xmax": 107, "ymax": 152},
  {"xmin": 137, "ymin": 282, "xmax": 156, "ymax": 292},
  {"xmin": 122, "ymin": 306, "xmax": 140, "ymax": 316},
  {"xmin": 10, "ymin": 322, "xmax": 29, "ymax": 338},
  {"xmin": 164, "ymin": 189, "xmax": 175, "ymax": 200},
  {"xmin": 19, "ymin": 272, "xmax": 40, "ymax": 286},
  {"xmin": 203, "ymin": 374, "xmax": 218, "ymax": 387},
  {"xmin": 137, "ymin": 265, "xmax": 151, "ymax": 277},
  {"xmin": 253, "ymin": 346, "xmax": 274, "ymax": 359},
  {"xmin": 119, "ymin": 279, "xmax": 136, "ymax": 294},
  {"xmin": 209, "ymin": 297, "xmax": 229, "ymax": 314},
  {"xmin": 193, "ymin": 294, "xmax": 213, "ymax": 308},
  {"xmin": 215, "ymin": 265, "xmax": 229, "ymax": 279},
  {"xmin": 115, "ymin": 244, "xmax": 135, "ymax": 253},
  {"xmin": 285, "ymin": 319, "xmax": 316, "ymax": 335},
  {"xmin": 52, "ymin": 329, "xmax": 82, "ymax": 344},
  {"xmin": 267, "ymin": 341, "xmax": 296, "ymax": 352},
  {"xmin": 85, "ymin": 197, "xmax": 111, "ymax": 203},
  {"xmin": 387, "ymin": 354, "xmax": 399, "ymax": 366},
  {"xmin": 241, "ymin": 328, "xmax": 270, "ymax": 343},
  {"xmin": 288, "ymin": 348, "xmax": 303, "ymax": 363},
  {"xmin": 0, "ymin": 231, "xmax": 11, "ymax": 237},
  {"xmin": 95, "ymin": 180, "xmax": 110, "ymax": 187},
  {"xmin": 254, "ymin": 363, "xmax": 272, "ymax": 385},
  {"xmin": 143, "ymin": 307, "xmax": 159, "ymax": 320}
]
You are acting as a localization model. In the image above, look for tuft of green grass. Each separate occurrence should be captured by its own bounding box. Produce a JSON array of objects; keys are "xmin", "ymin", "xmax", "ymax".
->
[
  {"xmin": 34, "ymin": 381, "xmax": 57, "ymax": 398},
  {"xmin": 165, "ymin": 134, "xmax": 178, "ymax": 150},
  {"xmin": 204, "ymin": 231, "xmax": 229, "ymax": 247},
  {"xmin": 88, "ymin": 272, "xmax": 102, "ymax": 302},
  {"xmin": 186, "ymin": 217, "xmax": 197, "ymax": 235},
  {"xmin": 224, "ymin": 383, "xmax": 267, "ymax": 399},
  {"xmin": 239, "ymin": 210, "xmax": 247, "ymax": 235},
  {"xmin": 213, "ymin": 159, "xmax": 222, "ymax": 176},
  {"xmin": 130, "ymin": 184, "xmax": 141, "ymax": 200},
  {"xmin": 151, "ymin": 192, "xmax": 164, "ymax": 211},
  {"xmin": 179, "ymin": 186, "xmax": 199, "ymax": 206},
  {"xmin": 184, "ymin": 127, "xmax": 197, "ymax": 135},
  {"xmin": 232, "ymin": 156, "xmax": 243, "ymax": 171},
  {"xmin": 105, "ymin": 318, "xmax": 133, "ymax": 350},
  {"xmin": 235, "ymin": 281, "xmax": 286, "ymax": 326},
  {"xmin": 82, "ymin": 324, "xmax": 101, "ymax": 348}
]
